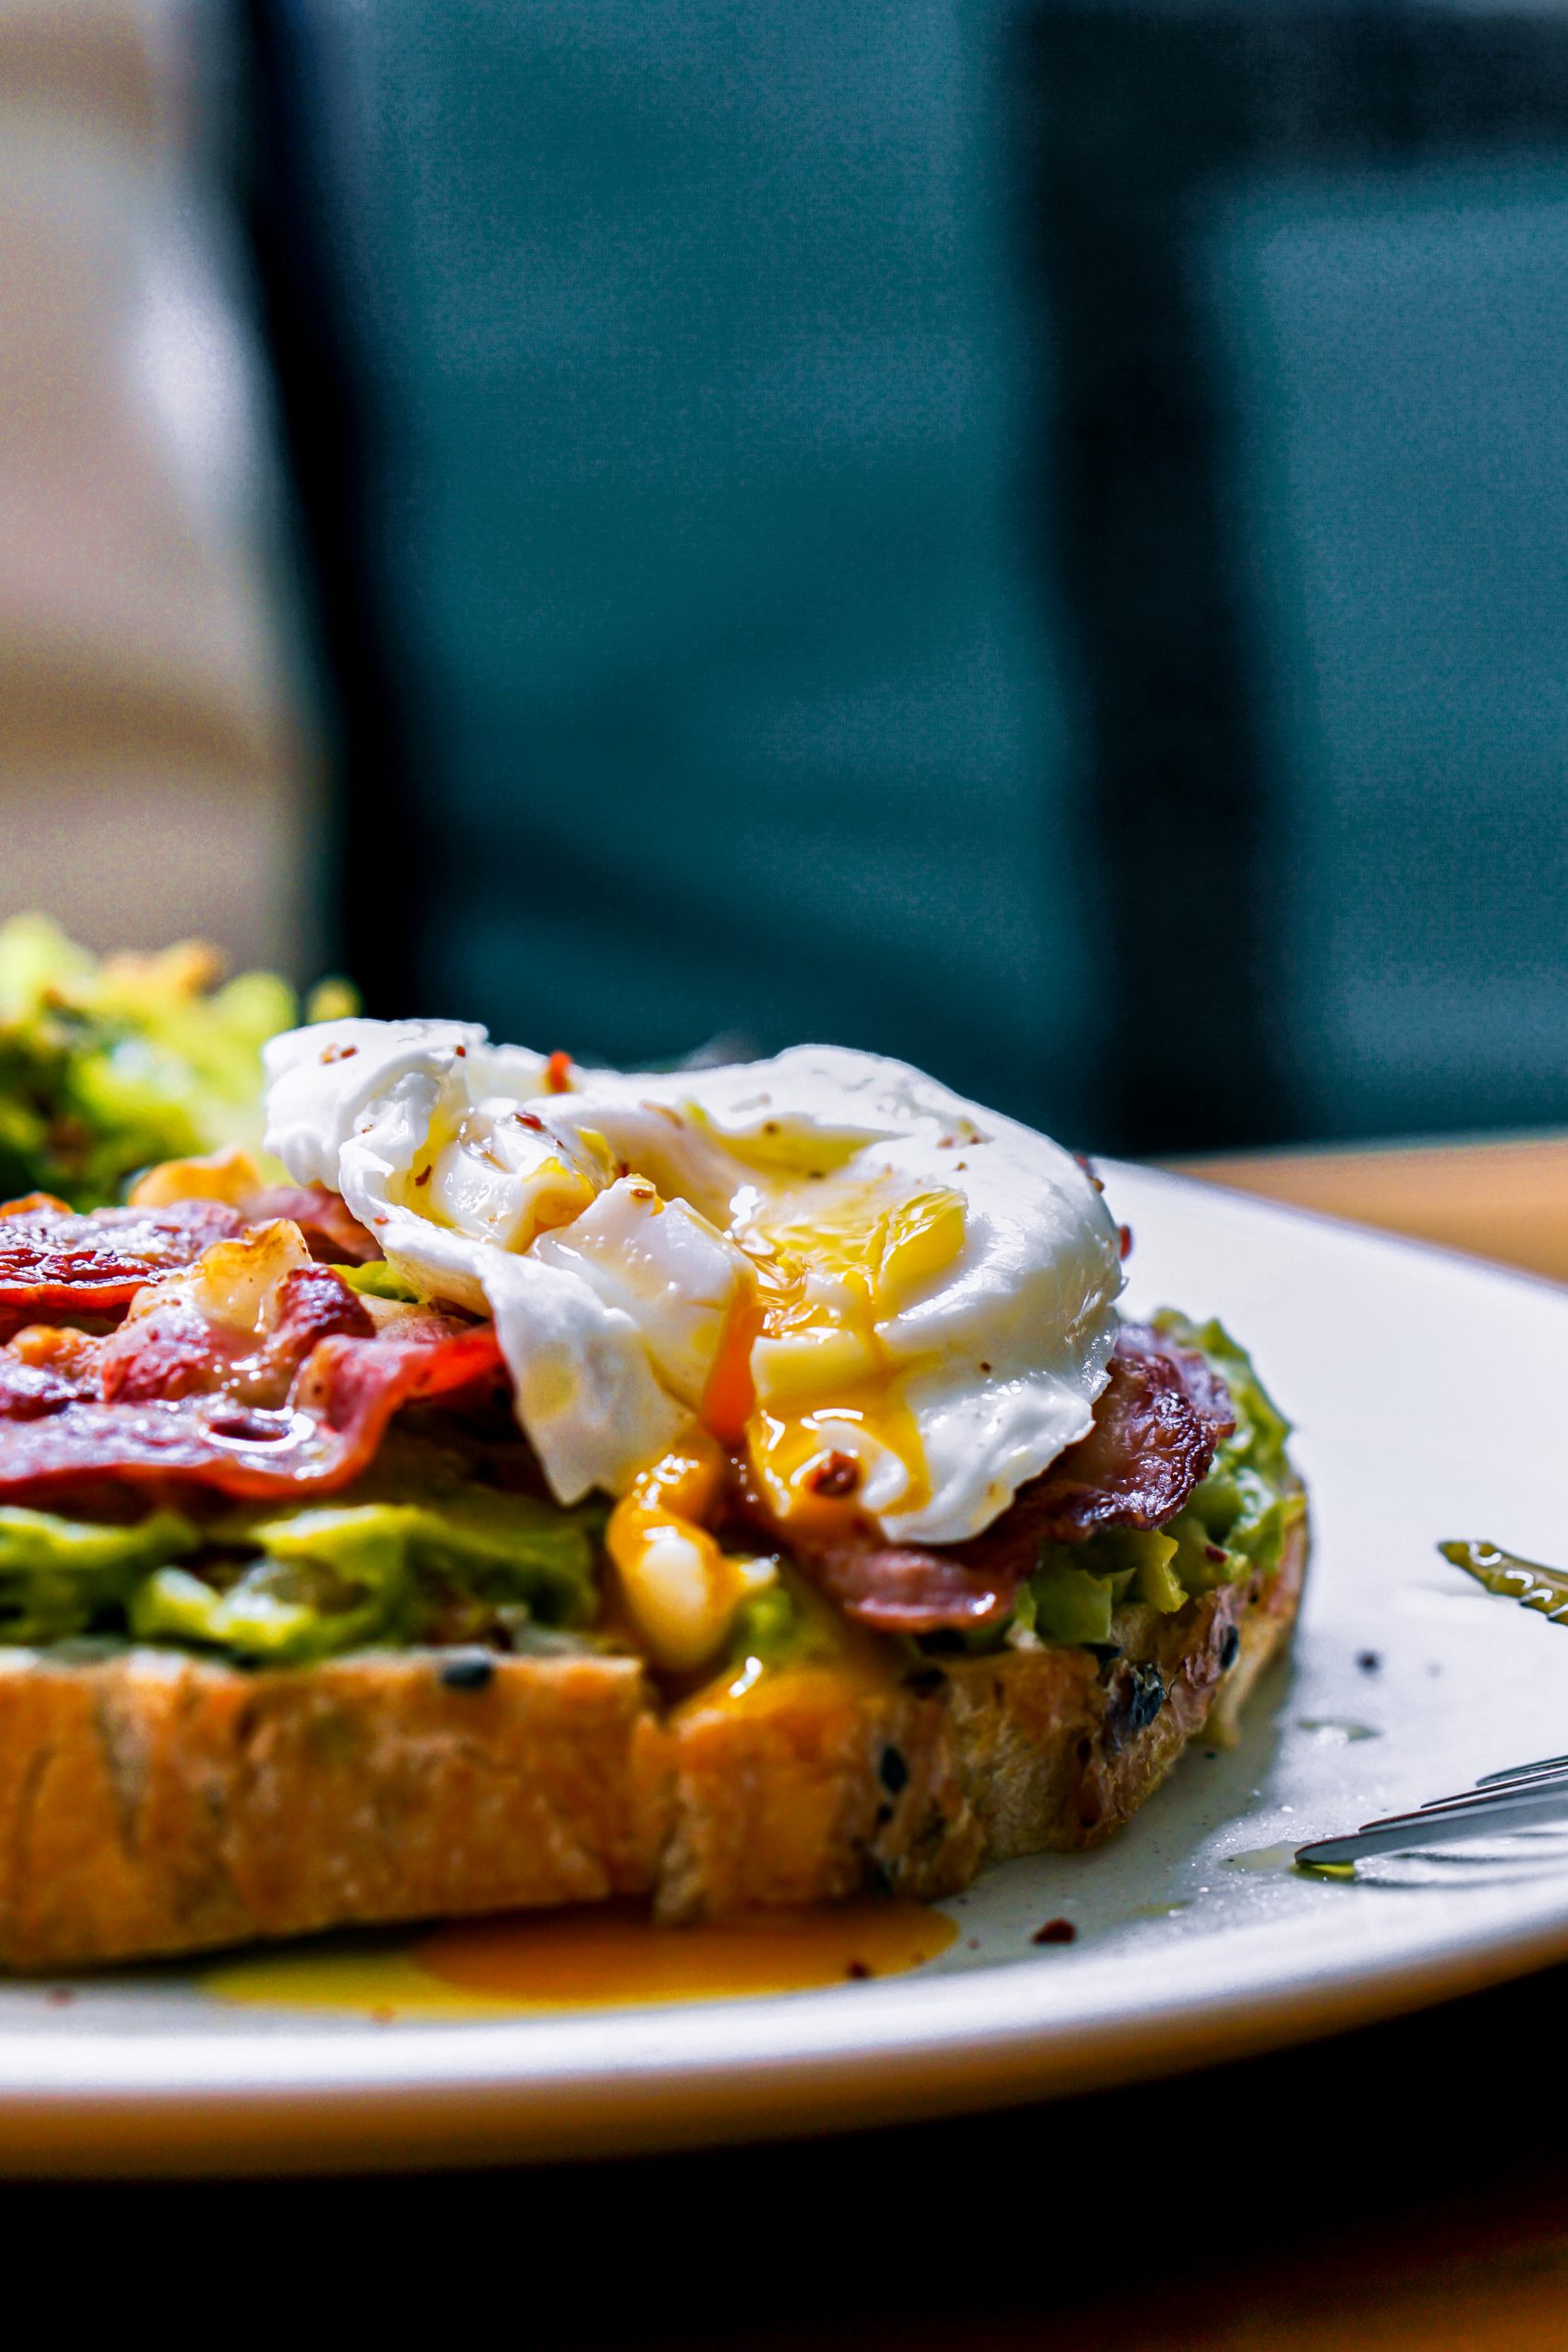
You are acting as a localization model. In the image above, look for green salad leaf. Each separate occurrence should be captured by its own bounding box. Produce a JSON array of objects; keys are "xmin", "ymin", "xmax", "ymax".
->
[{"xmin": 0, "ymin": 914, "xmax": 354, "ymax": 1209}]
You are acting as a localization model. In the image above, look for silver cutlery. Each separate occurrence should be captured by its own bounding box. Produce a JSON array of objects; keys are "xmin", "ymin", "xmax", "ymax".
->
[{"xmin": 1296, "ymin": 1751, "xmax": 1568, "ymax": 1870}]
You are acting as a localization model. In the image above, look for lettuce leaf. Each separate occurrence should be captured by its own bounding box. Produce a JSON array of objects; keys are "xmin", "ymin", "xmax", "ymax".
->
[{"xmin": 0, "ymin": 915, "xmax": 353, "ymax": 1209}]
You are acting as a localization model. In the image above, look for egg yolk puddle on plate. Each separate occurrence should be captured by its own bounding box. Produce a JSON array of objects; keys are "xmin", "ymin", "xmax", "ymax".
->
[{"xmin": 200, "ymin": 1898, "xmax": 957, "ymax": 2018}]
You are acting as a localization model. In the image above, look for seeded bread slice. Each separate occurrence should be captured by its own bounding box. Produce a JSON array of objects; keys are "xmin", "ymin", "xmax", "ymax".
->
[
  {"xmin": 0, "ymin": 1501, "xmax": 1305, "ymax": 1970},
  {"xmin": 657, "ymin": 1494, "xmax": 1307, "ymax": 1917},
  {"xmin": 0, "ymin": 1647, "xmax": 671, "ymax": 1971}
]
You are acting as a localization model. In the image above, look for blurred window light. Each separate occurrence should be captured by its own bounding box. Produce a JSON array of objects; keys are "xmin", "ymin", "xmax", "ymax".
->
[{"xmin": 0, "ymin": 0, "xmax": 313, "ymax": 971}]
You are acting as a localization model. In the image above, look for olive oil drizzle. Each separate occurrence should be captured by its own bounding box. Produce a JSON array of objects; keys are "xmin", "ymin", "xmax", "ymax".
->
[{"xmin": 1440, "ymin": 1538, "xmax": 1568, "ymax": 1623}]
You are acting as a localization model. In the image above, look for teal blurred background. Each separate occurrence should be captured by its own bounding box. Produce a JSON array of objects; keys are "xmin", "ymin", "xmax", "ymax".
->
[
  {"xmin": 1211, "ymin": 161, "xmax": 1568, "ymax": 1143},
  {"xmin": 250, "ymin": 1, "xmax": 1090, "ymax": 1136},
  {"xmin": 234, "ymin": 1, "xmax": 1568, "ymax": 1155}
]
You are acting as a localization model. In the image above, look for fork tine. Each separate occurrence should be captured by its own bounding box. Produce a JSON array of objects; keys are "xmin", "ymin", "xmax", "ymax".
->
[
  {"xmin": 1409, "ymin": 1781, "xmax": 1568, "ymax": 1823},
  {"xmin": 1430, "ymin": 1763, "xmax": 1568, "ymax": 1808},
  {"xmin": 1457, "ymin": 1769, "xmax": 1568, "ymax": 1796},
  {"xmin": 1475, "ymin": 1751, "xmax": 1568, "ymax": 1788},
  {"xmin": 1296, "ymin": 1778, "xmax": 1568, "ymax": 1869}
]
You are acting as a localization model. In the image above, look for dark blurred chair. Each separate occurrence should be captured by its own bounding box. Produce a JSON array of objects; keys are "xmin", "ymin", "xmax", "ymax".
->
[{"xmin": 1025, "ymin": 0, "xmax": 1568, "ymax": 1149}]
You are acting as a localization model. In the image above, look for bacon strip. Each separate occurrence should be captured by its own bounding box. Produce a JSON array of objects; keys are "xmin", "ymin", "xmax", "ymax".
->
[
  {"xmin": 242, "ymin": 1185, "xmax": 382, "ymax": 1266},
  {"xmin": 97, "ymin": 1262, "xmax": 376, "ymax": 1408},
  {"xmin": 0, "ymin": 1197, "xmax": 247, "ymax": 1328},
  {"xmin": 0, "ymin": 1314, "xmax": 503, "ymax": 1502},
  {"xmin": 0, "ymin": 1186, "xmax": 379, "ymax": 1342},
  {"xmin": 1023, "ymin": 1322, "xmax": 1234, "ymax": 1544},
  {"xmin": 788, "ymin": 1324, "xmax": 1235, "ymax": 1635}
]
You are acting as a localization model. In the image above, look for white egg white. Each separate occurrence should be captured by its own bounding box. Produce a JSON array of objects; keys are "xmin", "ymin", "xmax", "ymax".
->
[{"xmin": 263, "ymin": 1022, "xmax": 1124, "ymax": 1544}]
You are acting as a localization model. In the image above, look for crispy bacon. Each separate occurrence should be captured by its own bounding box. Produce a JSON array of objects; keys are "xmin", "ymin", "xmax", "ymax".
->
[
  {"xmin": 0, "ymin": 1309, "xmax": 503, "ymax": 1501},
  {"xmin": 0, "ymin": 1352, "xmax": 92, "ymax": 1423},
  {"xmin": 785, "ymin": 1324, "xmax": 1235, "ymax": 1635},
  {"xmin": 1024, "ymin": 1322, "xmax": 1234, "ymax": 1543},
  {"xmin": 97, "ymin": 1262, "xmax": 377, "ymax": 1408},
  {"xmin": 0, "ymin": 1197, "xmax": 247, "ymax": 1330},
  {"xmin": 241, "ymin": 1185, "xmax": 382, "ymax": 1265},
  {"xmin": 0, "ymin": 1185, "xmax": 379, "ymax": 1345}
]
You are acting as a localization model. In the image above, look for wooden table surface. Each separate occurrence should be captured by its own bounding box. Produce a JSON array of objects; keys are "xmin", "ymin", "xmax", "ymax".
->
[
  {"xmin": 1179, "ymin": 1131, "xmax": 1568, "ymax": 1285},
  {"xmin": 28, "ymin": 1138, "xmax": 1568, "ymax": 2343}
]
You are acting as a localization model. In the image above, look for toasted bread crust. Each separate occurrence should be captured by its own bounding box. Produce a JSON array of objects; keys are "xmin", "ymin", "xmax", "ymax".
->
[
  {"xmin": 0, "ymin": 1507, "xmax": 1306, "ymax": 1969},
  {"xmin": 660, "ymin": 1500, "xmax": 1307, "ymax": 1917},
  {"xmin": 0, "ymin": 1650, "xmax": 670, "ymax": 1970}
]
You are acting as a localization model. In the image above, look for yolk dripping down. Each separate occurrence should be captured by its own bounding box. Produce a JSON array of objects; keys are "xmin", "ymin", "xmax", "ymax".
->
[
  {"xmin": 610, "ymin": 1178, "xmax": 968, "ymax": 1671},
  {"xmin": 200, "ymin": 1897, "xmax": 959, "ymax": 2015}
]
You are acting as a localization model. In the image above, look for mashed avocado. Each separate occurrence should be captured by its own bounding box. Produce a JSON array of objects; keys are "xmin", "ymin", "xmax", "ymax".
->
[
  {"xmin": 0, "ymin": 1304, "xmax": 1292, "ymax": 1670},
  {"xmin": 0, "ymin": 1440, "xmax": 606, "ymax": 1666},
  {"xmin": 0, "ymin": 1507, "xmax": 204, "ymax": 1645},
  {"xmin": 0, "ymin": 915, "xmax": 354, "ymax": 1210}
]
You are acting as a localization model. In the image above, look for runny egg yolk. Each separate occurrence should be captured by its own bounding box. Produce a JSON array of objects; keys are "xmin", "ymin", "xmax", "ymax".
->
[
  {"xmin": 611, "ymin": 1179, "xmax": 967, "ymax": 1668},
  {"xmin": 734, "ymin": 1178, "xmax": 967, "ymax": 1522},
  {"xmin": 606, "ymin": 1437, "xmax": 778, "ymax": 1672}
]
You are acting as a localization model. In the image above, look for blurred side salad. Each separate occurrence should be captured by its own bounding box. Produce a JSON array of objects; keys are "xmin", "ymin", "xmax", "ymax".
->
[{"xmin": 0, "ymin": 916, "xmax": 355, "ymax": 1209}]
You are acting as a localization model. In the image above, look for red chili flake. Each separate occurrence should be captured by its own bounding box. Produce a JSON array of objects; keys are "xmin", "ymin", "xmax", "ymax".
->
[
  {"xmin": 807, "ymin": 1451, "xmax": 861, "ymax": 1498},
  {"xmin": 1118, "ymin": 1224, "xmax": 1133, "ymax": 1260},
  {"xmin": 372, "ymin": 1214, "xmax": 389, "ymax": 1227},
  {"xmin": 454, "ymin": 1045, "xmax": 467, "ymax": 1057},
  {"xmin": 320, "ymin": 1042, "xmax": 358, "ymax": 1065},
  {"xmin": 845, "ymin": 1960, "xmax": 873, "ymax": 1981},
  {"xmin": 414, "ymin": 1166, "xmax": 432, "ymax": 1188},
  {"xmin": 1204, "ymin": 1542, "xmax": 1227, "ymax": 1565},
  {"xmin": 1031, "ymin": 1918, "xmax": 1077, "ymax": 1946},
  {"xmin": 546, "ymin": 1051, "xmax": 572, "ymax": 1093},
  {"xmin": 627, "ymin": 1184, "xmax": 657, "ymax": 1204},
  {"xmin": 510, "ymin": 1109, "xmax": 546, "ymax": 1132}
]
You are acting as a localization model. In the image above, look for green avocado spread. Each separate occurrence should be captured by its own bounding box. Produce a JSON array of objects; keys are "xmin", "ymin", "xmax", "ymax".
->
[
  {"xmin": 0, "ymin": 1315, "xmax": 1295, "ymax": 1671},
  {"xmin": 0, "ymin": 1436, "xmax": 605, "ymax": 1666},
  {"xmin": 1010, "ymin": 1313, "xmax": 1302, "ymax": 1650}
]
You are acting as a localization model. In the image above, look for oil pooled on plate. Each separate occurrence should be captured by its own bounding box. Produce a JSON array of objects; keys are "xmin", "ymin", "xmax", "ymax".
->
[{"xmin": 202, "ymin": 1897, "xmax": 958, "ymax": 2018}]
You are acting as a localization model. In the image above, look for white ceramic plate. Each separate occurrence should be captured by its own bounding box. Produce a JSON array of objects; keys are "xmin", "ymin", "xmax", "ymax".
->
[{"xmin": 6, "ymin": 1164, "xmax": 1568, "ymax": 2177}]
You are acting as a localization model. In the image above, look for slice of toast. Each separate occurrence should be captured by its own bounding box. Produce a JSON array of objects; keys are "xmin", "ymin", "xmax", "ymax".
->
[{"xmin": 0, "ymin": 1505, "xmax": 1306, "ymax": 1969}]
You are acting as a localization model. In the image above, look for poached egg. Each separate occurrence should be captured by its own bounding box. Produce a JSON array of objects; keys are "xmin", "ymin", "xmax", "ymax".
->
[{"xmin": 264, "ymin": 1023, "xmax": 1124, "ymax": 1664}]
